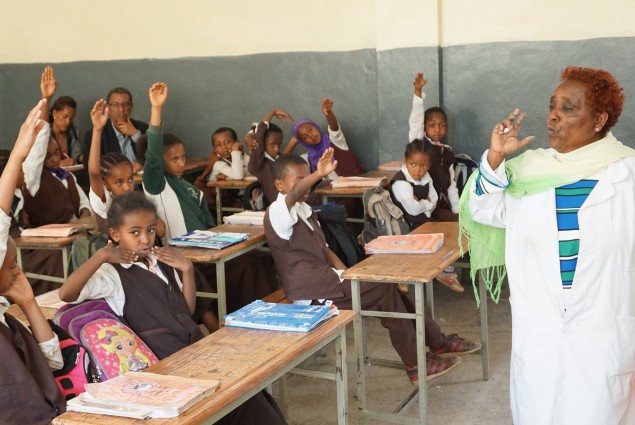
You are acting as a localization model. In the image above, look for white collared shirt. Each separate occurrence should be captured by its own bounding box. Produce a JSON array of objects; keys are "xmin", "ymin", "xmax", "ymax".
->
[{"xmin": 391, "ymin": 165, "xmax": 438, "ymax": 217}]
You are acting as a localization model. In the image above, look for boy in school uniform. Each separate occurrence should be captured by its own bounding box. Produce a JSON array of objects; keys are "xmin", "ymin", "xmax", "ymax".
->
[
  {"xmin": 0, "ymin": 99, "xmax": 66, "ymax": 424},
  {"xmin": 264, "ymin": 150, "xmax": 480, "ymax": 384}
]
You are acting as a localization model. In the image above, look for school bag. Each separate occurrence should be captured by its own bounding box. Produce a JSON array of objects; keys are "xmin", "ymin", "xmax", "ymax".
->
[
  {"xmin": 453, "ymin": 153, "xmax": 478, "ymax": 196},
  {"xmin": 359, "ymin": 186, "xmax": 410, "ymax": 245},
  {"xmin": 47, "ymin": 319, "xmax": 91, "ymax": 400},
  {"xmin": 68, "ymin": 228, "xmax": 109, "ymax": 273},
  {"xmin": 242, "ymin": 180, "xmax": 269, "ymax": 211},
  {"xmin": 314, "ymin": 202, "xmax": 366, "ymax": 267},
  {"xmin": 53, "ymin": 300, "xmax": 159, "ymax": 382}
]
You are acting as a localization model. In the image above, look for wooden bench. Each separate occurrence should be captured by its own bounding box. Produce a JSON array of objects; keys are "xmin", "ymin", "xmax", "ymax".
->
[{"xmin": 261, "ymin": 287, "xmax": 291, "ymax": 304}]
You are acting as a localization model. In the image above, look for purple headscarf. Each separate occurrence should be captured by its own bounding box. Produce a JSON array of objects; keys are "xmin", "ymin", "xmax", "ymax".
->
[{"xmin": 291, "ymin": 119, "xmax": 332, "ymax": 172}]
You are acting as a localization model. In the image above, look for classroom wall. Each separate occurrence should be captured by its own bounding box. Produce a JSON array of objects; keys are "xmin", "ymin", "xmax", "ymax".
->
[{"xmin": 1, "ymin": 0, "xmax": 634, "ymax": 167}]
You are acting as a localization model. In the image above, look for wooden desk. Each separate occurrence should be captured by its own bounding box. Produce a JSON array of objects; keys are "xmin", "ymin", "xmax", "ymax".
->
[
  {"xmin": 135, "ymin": 156, "xmax": 209, "ymax": 183},
  {"xmin": 342, "ymin": 221, "xmax": 488, "ymax": 424},
  {"xmin": 174, "ymin": 224, "xmax": 266, "ymax": 325},
  {"xmin": 15, "ymin": 215, "xmax": 98, "ymax": 284},
  {"xmin": 206, "ymin": 178, "xmax": 257, "ymax": 224},
  {"xmin": 53, "ymin": 310, "xmax": 355, "ymax": 425},
  {"xmin": 314, "ymin": 170, "xmax": 396, "ymax": 223}
]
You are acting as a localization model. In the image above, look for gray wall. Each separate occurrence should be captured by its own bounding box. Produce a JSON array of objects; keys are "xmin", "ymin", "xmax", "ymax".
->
[{"xmin": 1, "ymin": 36, "xmax": 634, "ymax": 169}]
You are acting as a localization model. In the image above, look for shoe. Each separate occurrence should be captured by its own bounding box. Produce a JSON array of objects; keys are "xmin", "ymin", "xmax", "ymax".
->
[
  {"xmin": 435, "ymin": 271, "xmax": 465, "ymax": 293},
  {"xmin": 430, "ymin": 333, "xmax": 482, "ymax": 357},
  {"xmin": 405, "ymin": 353, "xmax": 461, "ymax": 385}
]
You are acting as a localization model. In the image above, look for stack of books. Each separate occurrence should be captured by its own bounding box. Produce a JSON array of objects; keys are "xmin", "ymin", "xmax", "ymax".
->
[
  {"xmin": 66, "ymin": 372, "xmax": 220, "ymax": 419},
  {"xmin": 364, "ymin": 233, "xmax": 444, "ymax": 254},
  {"xmin": 21, "ymin": 223, "xmax": 79, "ymax": 237},
  {"xmin": 169, "ymin": 230, "xmax": 250, "ymax": 250},
  {"xmin": 330, "ymin": 176, "xmax": 386, "ymax": 188},
  {"xmin": 223, "ymin": 211, "xmax": 265, "ymax": 226},
  {"xmin": 225, "ymin": 299, "xmax": 339, "ymax": 332}
]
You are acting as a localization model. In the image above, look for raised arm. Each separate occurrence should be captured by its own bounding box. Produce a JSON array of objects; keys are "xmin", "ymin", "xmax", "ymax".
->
[
  {"xmin": 282, "ymin": 136, "xmax": 299, "ymax": 155},
  {"xmin": 261, "ymin": 108, "xmax": 294, "ymax": 124},
  {"xmin": 408, "ymin": 72, "xmax": 428, "ymax": 142},
  {"xmin": 39, "ymin": 66, "xmax": 56, "ymax": 123},
  {"xmin": 142, "ymin": 83, "xmax": 169, "ymax": 194},
  {"xmin": 487, "ymin": 109, "xmax": 535, "ymax": 170},
  {"xmin": 285, "ymin": 148, "xmax": 337, "ymax": 209},
  {"xmin": 88, "ymin": 99, "xmax": 109, "ymax": 200},
  {"xmin": 322, "ymin": 97, "xmax": 338, "ymax": 132}
]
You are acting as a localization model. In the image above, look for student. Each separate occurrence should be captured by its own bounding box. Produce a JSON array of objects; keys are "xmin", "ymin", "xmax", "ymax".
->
[
  {"xmin": 389, "ymin": 139, "xmax": 439, "ymax": 230},
  {"xmin": 0, "ymin": 99, "xmax": 66, "ymax": 424},
  {"xmin": 201, "ymin": 127, "xmax": 250, "ymax": 182},
  {"xmin": 142, "ymin": 82, "xmax": 276, "ymax": 316},
  {"xmin": 264, "ymin": 150, "xmax": 480, "ymax": 384},
  {"xmin": 409, "ymin": 71, "xmax": 463, "ymax": 291},
  {"xmin": 244, "ymin": 108, "xmax": 294, "ymax": 205},
  {"xmin": 288, "ymin": 97, "xmax": 363, "ymax": 178},
  {"xmin": 58, "ymin": 191, "xmax": 286, "ymax": 425}
]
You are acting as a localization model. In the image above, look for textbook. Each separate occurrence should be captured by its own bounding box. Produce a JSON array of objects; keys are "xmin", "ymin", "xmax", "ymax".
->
[
  {"xmin": 378, "ymin": 160, "xmax": 403, "ymax": 171},
  {"xmin": 68, "ymin": 372, "xmax": 220, "ymax": 419},
  {"xmin": 223, "ymin": 211, "xmax": 265, "ymax": 226},
  {"xmin": 225, "ymin": 299, "xmax": 339, "ymax": 332},
  {"xmin": 20, "ymin": 223, "xmax": 79, "ymax": 237},
  {"xmin": 169, "ymin": 230, "xmax": 250, "ymax": 250},
  {"xmin": 331, "ymin": 176, "xmax": 387, "ymax": 188},
  {"xmin": 364, "ymin": 233, "xmax": 444, "ymax": 254}
]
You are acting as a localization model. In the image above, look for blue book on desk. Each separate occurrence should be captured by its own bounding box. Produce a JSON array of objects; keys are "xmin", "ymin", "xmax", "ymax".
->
[
  {"xmin": 224, "ymin": 300, "xmax": 339, "ymax": 332},
  {"xmin": 168, "ymin": 230, "xmax": 249, "ymax": 250}
]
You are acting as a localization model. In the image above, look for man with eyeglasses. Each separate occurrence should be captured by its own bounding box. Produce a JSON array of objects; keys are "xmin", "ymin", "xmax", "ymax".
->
[{"xmin": 82, "ymin": 87, "xmax": 148, "ymax": 172}]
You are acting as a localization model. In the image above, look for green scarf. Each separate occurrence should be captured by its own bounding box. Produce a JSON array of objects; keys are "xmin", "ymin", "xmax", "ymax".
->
[{"xmin": 458, "ymin": 132, "xmax": 635, "ymax": 305}]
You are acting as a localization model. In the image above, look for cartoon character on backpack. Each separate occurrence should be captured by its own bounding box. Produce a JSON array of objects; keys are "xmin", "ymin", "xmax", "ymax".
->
[{"xmin": 97, "ymin": 326, "xmax": 152, "ymax": 374}]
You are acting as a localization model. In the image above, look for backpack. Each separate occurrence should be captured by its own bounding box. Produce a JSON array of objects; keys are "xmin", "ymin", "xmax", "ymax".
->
[
  {"xmin": 314, "ymin": 202, "xmax": 366, "ymax": 267},
  {"xmin": 453, "ymin": 153, "xmax": 478, "ymax": 196},
  {"xmin": 47, "ymin": 319, "xmax": 91, "ymax": 400},
  {"xmin": 359, "ymin": 186, "xmax": 410, "ymax": 245},
  {"xmin": 242, "ymin": 180, "xmax": 269, "ymax": 211},
  {"xmin": 68, "ymin": 229, "xmax": 109, "ymax": 273},
  {"xmin": 53, "ymin": 300, "xmax": 159, "ymax": 382}
]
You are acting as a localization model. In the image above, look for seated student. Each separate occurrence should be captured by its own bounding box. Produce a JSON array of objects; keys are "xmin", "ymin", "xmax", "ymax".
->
[
  {"xmin": 409, "ymin": 71, "xmax": 463, "ymax": 291},
  {"xmin": 143, "ymin": 82, "xmax": 277, "ymax": 314},
  {"xmin": 244, "ymin": 108, "xmax": 294, "ymax": 205},
  {"xmin": 58, "ymin": 191, "xmax": 286, "ymax": 425},
  {"xmin": 264, "ymin": 150, "xmax": 480, "ymax": 384},
  {"xmin": 389, "ymin": 140, "xmax": 438, "ymax": 231},
  {"xmin": 0, "ymin": 99, "xmax": 66, "ymax": 424},
  {"xmin": 287, "ymin": 97, "xmax": 363, "ymax": 179},
  {"xmin": 0, "ymin": 150, "xmax": 27, "ymax": 239}
]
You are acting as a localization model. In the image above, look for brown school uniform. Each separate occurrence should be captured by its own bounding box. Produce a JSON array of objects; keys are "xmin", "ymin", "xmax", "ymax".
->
[{"xmin": 0, "ymin": 314, "xmax": 66, "ymax": 424}]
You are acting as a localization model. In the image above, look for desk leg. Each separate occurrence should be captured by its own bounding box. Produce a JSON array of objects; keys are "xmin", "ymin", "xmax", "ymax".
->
[
  {"xmin": 478, "ymin": 271, "xmax": 490, "ymax": 380},
  {"xmin": 416, "ymin": 281, "xmax": 428, "ymax": 424},
  {"xmin": 216, "ymin": 260, "xmax": 227, "ymax": 327},
  {"xmin": 426, "ymin": 278, "xmax": 435, "ymax": 320},
  {"xmin": 321, "ymin": 194, "xmax": 327, "ymax": 205},
  {"xmin": 215, "ymin": 187, "xmax": 223, "ymax": 225},
  {"xmin": 336, "ymin": 327, "xmax": 348, "ymax": 425},
  {"xmin": 351, "ymin": 279, "xmax": 367, "ymax": 425},
  {"xmin": 62, "ymin": 246, "xmax": 70, "ymax": 280}
]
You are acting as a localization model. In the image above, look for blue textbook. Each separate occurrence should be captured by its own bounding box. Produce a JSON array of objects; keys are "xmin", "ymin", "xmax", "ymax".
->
[
  {"xmin": 169, "ymin": 230, "xmax": 250, "ymax": 250},
  {"xmin": 224, "ymin": 300, "xmax": 339, "ymax": 332}
]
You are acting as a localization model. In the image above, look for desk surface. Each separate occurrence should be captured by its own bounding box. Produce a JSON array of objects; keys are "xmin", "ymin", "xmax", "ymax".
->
[
  {"xmin": 53, "ymin": 310, "xmax": 355, "ymax": 425},
  {"xmin": 342, "ymin": 221, "xmax": 467, "ymax": 283},
  {"xmin": 206, "ymin": 177, "xmax": 257, "ymax": 188},
  {"xmin": 14, "ymin": 215, "xmax": 98, "ymax": 248},
  {"xmin": 171, "ymin": 224, "xmax": 265, "ymax": 263},
  {"xmin": 314, "ymin": 169, "xmax": 396, "ymax": 196}
]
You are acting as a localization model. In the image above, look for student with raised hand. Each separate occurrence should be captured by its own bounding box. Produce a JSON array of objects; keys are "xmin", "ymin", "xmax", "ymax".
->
[
  {"xmin": 59, "ymin": 191, "xmax": 287, "ymax": 425},
  {"xmin": 287, "ymin": 97, "xmax": 363, "ymax": 178},
  {"xmin": 264, "ymin": 149, "xmax": 480, "ymax": 385},
  {"xmin": 408, "ymin": 71, "xmax": 463, "ymax": 291},
  {"xmin": 244, "ymin": 108, "xmax": 294, "ymax": 205},
  {"xmin": 0, "ymin": 99, "xmax": 66, "ymax": 424}
]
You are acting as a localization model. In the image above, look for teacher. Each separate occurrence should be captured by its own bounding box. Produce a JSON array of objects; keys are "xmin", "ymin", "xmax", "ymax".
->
[{"xmin": 460, "ymin": 66, "xmax": 635, "ymax": 424}]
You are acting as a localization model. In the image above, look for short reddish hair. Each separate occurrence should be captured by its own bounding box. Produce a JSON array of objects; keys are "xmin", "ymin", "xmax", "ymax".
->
[{"xmin": 561, "ymin": 66, "xmax": 624, "ymax": 135}]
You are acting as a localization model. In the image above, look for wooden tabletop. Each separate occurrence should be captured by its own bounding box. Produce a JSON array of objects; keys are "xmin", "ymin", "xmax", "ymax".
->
[
  {"xmin": 206, "ymin": 177, "xmax": 257, "ymax": 189},
  {"xmin": 314, "ymin": 169, "xmax": 396, "ymax": 196},
  {"xmin": 15, "ymin": 215, "xmax": 98, "ymax": 248},
  {"xmin": 342, "ymin": 221, "xmax": 468, "ymax": 283},
  {"xmin": 53, "ymin": 310, "xmax": 355, "ymax": 425},
  {"xmin": 171, "ymin": 224, "xmax": 265, "ymax": 263}
]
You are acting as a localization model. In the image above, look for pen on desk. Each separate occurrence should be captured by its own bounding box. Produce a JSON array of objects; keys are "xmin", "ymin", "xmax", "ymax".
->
[{"xmin": 440, "ymin": 250, "xmax": 453, "ymax": 261}]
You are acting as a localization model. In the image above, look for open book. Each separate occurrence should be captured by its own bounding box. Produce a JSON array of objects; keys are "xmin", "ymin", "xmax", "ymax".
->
[
  {"xmin": 223, "ymin": 211, "xmax": 265, "ymax": 226},
  {"xmin": 225, "ymin": 299, "xmax": 339, "ymax": 332},
  {"xmin": 67, "ymin": 372, "xmax": 220, "ymax": 419},
  {"xmin": 331, "ymin": 176, "xmax": 386, "ymax": 188},
  {"xmin": 21, "ymin": 223, "xmax": 79, "ymax": 237},
  {"xmin": 169, "ymin": 230, "xmax": 250, "ymax": 250},
  {"xmin": 364, "ymin": 233, "xmax": 444, "ymax": 254}
]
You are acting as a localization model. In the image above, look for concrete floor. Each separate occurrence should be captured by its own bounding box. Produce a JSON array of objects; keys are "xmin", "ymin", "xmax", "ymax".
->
[{"xmin": 280, "ymin": 282, "xmax": 513, "ymax": 425}]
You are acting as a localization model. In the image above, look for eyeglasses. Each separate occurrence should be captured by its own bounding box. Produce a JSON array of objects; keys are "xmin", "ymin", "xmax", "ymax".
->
[{"xmin": 108, "ymin": 102, "xmax": 133, "ymax": 110}]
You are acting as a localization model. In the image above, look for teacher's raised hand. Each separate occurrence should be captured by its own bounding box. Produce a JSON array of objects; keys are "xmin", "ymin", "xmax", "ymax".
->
[{"xmin": 487, "ymin": 109, "xmax": 535, "ymax": 170}]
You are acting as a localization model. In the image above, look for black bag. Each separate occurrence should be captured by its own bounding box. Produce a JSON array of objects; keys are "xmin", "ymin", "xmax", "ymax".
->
[
  {"xmin": 314, "ymin": 203, "xmax": 366, "ymax": 268},
  {"xmin": 242, "ymin": 181, "xmax": 269, "ymax": 211}
]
